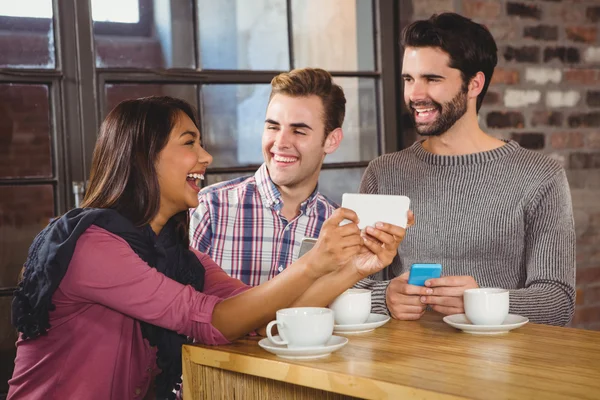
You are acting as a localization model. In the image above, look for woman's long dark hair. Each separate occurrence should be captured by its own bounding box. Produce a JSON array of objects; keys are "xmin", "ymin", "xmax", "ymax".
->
[{"xmin": 82, "ymin": 96, "xmax": 199, "ymax": 244}]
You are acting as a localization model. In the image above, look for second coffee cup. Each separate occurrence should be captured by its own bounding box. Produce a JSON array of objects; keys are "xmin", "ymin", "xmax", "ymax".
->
[
  {"xmin": 464, "ymin": 288, "xmax": 509, "ymax": 325},
  {"xmin": 329, "ymin": 288, "xmax": 372, "ymax": 325},
  {"xmin": 266, "ymin": 307, "xmax": 334, "ymax": 348}
]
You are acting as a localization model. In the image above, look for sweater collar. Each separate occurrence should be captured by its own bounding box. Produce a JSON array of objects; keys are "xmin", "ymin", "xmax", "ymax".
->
[{"xmin": 410, "ymin": 139, "xmax": 520, "ymax": 166}]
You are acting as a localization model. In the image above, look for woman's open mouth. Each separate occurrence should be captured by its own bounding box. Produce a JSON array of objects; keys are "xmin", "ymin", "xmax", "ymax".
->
[{"xmin": 186, "ymin": 173, "xmax": 204, "ymax": 192}]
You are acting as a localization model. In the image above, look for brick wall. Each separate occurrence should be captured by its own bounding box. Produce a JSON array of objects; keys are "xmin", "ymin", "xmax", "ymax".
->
[{"xmin": 401, "ymin": 0, "xmax": 600, "ymax": 330}]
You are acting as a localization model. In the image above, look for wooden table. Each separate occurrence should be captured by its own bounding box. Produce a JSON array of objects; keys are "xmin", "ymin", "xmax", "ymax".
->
[{"xmin": 182, "ymin": 313, "xmax": 600, "ymax": 399}]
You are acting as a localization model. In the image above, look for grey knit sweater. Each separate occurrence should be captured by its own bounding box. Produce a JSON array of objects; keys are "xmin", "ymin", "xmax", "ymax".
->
[{"xmin": 354, "ymin": 140, "xmax": 576, "ymax": 326}]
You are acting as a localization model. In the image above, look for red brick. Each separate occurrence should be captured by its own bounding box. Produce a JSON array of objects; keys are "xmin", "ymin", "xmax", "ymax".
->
[
  {"xmin": 482, "ymin": 91, "xmax": 501, "ymax": 106},
  {"xmin": 462, "ymin": 0, "xmax": 501, "ymax": 20},
  {"xmin": 571, "ymin": 305, "xmax": 600, "ymax": 325},
  {"xmin": 486, "ymin": 111, "xmax": 525, "ymax": 128},
  {"xmin": 588, "ymin": 6, "xmax": 600, "ymax": 23},
  {"xmin": 576, "ymin": 287, "xmax": 585, "ymax": 306},
  {"xmin": 564, "ymin": 69, "xmax": 600, "ymax": 84},
  {"xmin": 506, "ymin": 2, "xmax": 541, "ymax": 20},
  {"xmin": 550, "ymin": 132, "xmax": 585, "ymax": 149},
  {"xmin": 413, "ymin": 0, "xmax": 455, "ymax": 17},
  {"xmin": 577, "ymin": 267, "xmax": 600, "ymax": 285},
  {"xmin": 580, "ymin": 322, "xmax": 600, "ymax": 331},
  {"xmin": 491, "ymin": 68, "xmax": 520, "ymax": 85},
  {"xmin": 504, "ymin": 46, "xmax": 540, "ymax": 63},
  {"xmin": 524, "ymin": 25, "xmax": 558, "ymax": 41},
  {"xmin": 566, "ymin": 26, "xmax": 598, "ymax": 44},
  {"xmin": 591, "ymin": 213, "xmax": 600, "ymax": 227},
  {"xmin": 587, "ymin": 92, "xmax": 600, "ymax": 108},
  {"xmin": 547, "ymin": 4, "xmax": 586, "ymax": 24},
  {"xmin": 531, "ymin": 111, "xmax": 563, "ymax": 128},
  {"xmin": 569, "ymin": 113, "xmax": 600, "ymax": 128},
  {"xmin": 584, "ymin": 286, "xmax": 600, "ymax": 305},
  {"xmin": 570, "ymin": 153, "xmax": 600, "ymax": 169},
  {"xmin": 544, "ymin": 47, "xmax": 580, "ymax": 63},
  {"xmin": 485, "ymin": 21, "xmax": 518, "ymax": 41},
  {"xmin": 511, "ymin": 132, "xmax": 545, "ymax": 149},
  {"xmin": 588, "ymin": 132, "xmax": 600, "ymax": 149}
]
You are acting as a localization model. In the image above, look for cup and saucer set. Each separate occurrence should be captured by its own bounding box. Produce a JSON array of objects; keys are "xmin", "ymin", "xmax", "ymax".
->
[
  {"xmin": 331, "ymin": 288, "xmax": 390, "ymax": 334},
  {"xmin": 443, "ymin": 288, "xmax": 529, "ymax": 335},
  {"xmin": 259, "ymin": 289, "xmax": 390, "ymax": 360}
]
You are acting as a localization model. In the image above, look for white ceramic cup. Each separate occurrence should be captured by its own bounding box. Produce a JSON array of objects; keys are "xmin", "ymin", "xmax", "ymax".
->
[
  {"xmin": 329, "ymin": 288, "xmax": 372, "ymax": 325},
  {"xmin": 266, "ymin": 307, "xmax": 334, "ymax": 348},
  {"xmin": 463, "ymin": 288, "xmax": 509, "ymax": 326}
]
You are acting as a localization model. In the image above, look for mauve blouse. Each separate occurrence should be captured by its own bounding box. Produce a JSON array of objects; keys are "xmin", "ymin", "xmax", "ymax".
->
[{"xmin": 8, "ymin": 225, "xmax": 249, "ymax": 399}]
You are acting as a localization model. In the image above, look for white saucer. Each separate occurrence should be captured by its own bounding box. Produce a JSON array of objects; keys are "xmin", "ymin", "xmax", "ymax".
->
[
  {"xmin": 333, "ymin": 313, "xmax": 391, "ymax": 334},
  {"xmin": 258, "ymin": 335, "xmax": 348, "ymax": 360},
  {"xmin": 443, "ymin": 313, "xmax": 529, "ymax": 335}
]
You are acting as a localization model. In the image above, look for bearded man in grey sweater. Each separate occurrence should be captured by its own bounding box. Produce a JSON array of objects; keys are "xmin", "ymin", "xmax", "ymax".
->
[{"xmin": 354, "ymin": 13, "xmax": 576, "ymax": 326}]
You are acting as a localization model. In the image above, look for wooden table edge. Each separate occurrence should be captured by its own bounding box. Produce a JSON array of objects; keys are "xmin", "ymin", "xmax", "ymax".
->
[{"xmin": 182, "ymin": 343, "xmax": 467, "ymax": 400}]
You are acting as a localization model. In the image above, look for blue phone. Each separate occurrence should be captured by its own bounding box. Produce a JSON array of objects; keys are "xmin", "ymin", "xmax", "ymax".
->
[{"xmin": 407, "ymin": 263, "xmax": 442, "ymax": 286}]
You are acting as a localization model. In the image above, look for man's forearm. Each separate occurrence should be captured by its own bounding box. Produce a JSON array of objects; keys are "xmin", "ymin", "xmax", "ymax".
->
[{"xmin": 508, "ymin": 285, "xmax": 575, "ymax": 326}]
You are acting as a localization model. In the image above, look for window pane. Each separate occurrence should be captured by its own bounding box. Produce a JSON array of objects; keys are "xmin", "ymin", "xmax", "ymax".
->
[
  {"xmin": 0, "ymin": 1, "xmax": 55, "ymax": 68},
  {"xmin": 95, "ymin": 0, "xmax": 195, "ymax": 68},
  {"xmin": 197, "ymin": 0, "xmax": 289, "ymax": 70},
  {"xmin": 104, "ymin": 84, "xmax": 198, "ymax": 118},
  {"xmin": 0, "ymin": 185, "xmax": 54, "ymax": 288},
  {"xmin": 327, "ymin": 78, "xmax": 378, "ymax": 163},
  {"xmin": 318, "ymin": 168, "xmax": 366, "ymax": 205},
  {"xmin": 0, "ymin": 295, "xmax": 18, "ymax": 393},
  {"xmin": 91, "ymin": 0, "xmax": 139, "ymax": 23},
  {"xmin": 291, "ymin": 0, "xmax": 374, "ymax": 71},
  {"xmin": 0, "ymin": 84, "xmax": 53, "ymax": 178},
  {"xmin": 201, "ymin": 84, "xmax": 270, "ymax": 168}
]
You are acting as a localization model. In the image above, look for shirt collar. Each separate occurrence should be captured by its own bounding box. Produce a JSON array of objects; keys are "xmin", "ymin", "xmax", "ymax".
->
[{"xmin": 255, "ymin": 163, "xmax": 321, "ymax": 213}]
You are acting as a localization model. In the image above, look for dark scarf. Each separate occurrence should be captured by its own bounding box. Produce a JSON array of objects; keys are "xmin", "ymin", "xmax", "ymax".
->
[{"xmin": 12, "ymin": 208, "xmax": 205, "ymax": 399}]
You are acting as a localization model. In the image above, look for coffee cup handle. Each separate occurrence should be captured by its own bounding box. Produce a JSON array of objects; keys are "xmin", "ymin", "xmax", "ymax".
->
[{"xmin": 266, "ymin": 320, "xmax": 287, "ymax": 345}]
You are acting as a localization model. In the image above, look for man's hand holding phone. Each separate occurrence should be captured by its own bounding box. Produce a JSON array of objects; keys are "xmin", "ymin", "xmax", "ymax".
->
[{"xmin": 385, "ymin": 272, "xmax": 430, "ymax": 320}]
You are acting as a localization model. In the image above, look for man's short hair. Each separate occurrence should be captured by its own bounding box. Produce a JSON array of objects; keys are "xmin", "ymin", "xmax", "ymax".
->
[
  {"xmin": 269, "ymin": 68, "xmax": 346, "ymax": 137},
  {"xmin": 402, "ymin": 12, "xmax": 498, "ymax": 112}
]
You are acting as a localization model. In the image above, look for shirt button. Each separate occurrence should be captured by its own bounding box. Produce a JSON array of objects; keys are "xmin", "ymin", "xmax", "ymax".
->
[
  {"xmin": 135, "ymin": 387, "xmax": 142, "ymax": 396},
  {"xmin": 278, "ymin": 265, "xmax": 283, "ymax": 272}
]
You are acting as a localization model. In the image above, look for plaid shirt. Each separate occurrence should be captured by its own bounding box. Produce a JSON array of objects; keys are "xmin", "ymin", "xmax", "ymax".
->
[{"xmin": 189, "ymin": 164, "xmax": 338, "ymax": 286}]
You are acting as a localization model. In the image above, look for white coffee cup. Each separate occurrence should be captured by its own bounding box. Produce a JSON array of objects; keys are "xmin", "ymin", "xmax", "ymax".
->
[
  {"xmin": 329, "ymin": 288, "xmax": 371, "ymax": 325},
  {"xmin": 464, "ymin": 288, "xmax": 509, "ymax": 326},
  {"xmin": 266, "ymin": 307, "xmax": 334, "ymax": 348}
]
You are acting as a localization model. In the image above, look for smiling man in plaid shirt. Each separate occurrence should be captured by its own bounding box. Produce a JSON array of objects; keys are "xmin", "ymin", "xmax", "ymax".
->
[{"xmin": 189, "ymin": 68, "xmax": 345, "ymax": 286}]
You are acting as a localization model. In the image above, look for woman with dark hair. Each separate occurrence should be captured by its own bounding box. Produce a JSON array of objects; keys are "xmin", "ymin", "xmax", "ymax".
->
[{"xmin": 8, "ymin": 96, "xmax": 410, "ymax": 399}]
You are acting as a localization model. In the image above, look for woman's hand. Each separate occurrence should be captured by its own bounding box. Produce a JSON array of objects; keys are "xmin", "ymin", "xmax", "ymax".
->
[
  {"xmin": 351, "ymin": 210, "xmax": 415, "ymax": 278},
  {"xmin": 303, "ymin": 208, "xmax": 363, "ymax": 279}
]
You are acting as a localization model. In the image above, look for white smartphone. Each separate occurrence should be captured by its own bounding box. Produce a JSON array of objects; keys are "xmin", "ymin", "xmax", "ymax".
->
[
  {"xmin": 341, "ymin": 193, "xmax": 411, "ymax": 229},
  {"xmin": 298, "ymin": 237, "xmax": 317, "ymax": 258}
]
